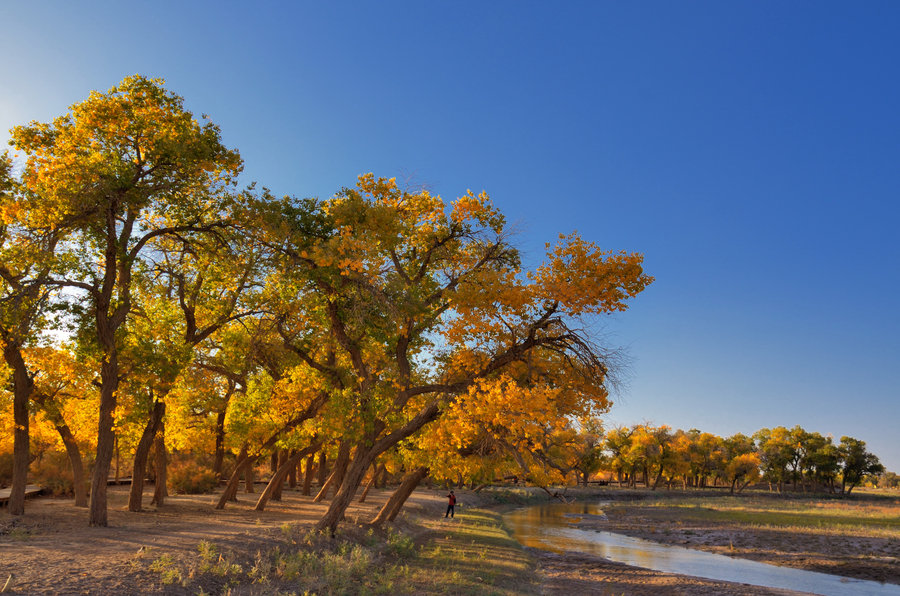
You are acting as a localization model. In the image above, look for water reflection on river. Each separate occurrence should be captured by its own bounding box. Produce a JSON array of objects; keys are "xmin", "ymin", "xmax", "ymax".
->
[{"xmin": 503, "ymin": 502, "xmax": 900, "ymax": 596}]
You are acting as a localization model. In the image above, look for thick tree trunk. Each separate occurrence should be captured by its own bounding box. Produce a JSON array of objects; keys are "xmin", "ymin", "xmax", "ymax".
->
[
  {"xmin": 4, "ymin": 343, "xmax": 33, "ymax": 516},
  {"xmin": 254, "ymin": 442, "xmax": 321, "ymax": 512},
  {"xmin": 317, "ymin": 448, "xmax": 377, "ymax": 531},
  {"xmin": 371, "ymin": 466, "xmax": 428, "ymax": 526},
  {"xmin": 316, "ymin": 402, "xmax": 442, "ymax": 532},
  {"xmin": 303, "ymin": 454, "xmax": 315, "ymax": 496},
  {"xmin": 89, "ymin": 351, "xmax": 119, "ymax": 526},
  {"xmin": 128, "ymin": 400, "xmax": 165, "ymax": 512},
  {"xmin": 150, "ymin": 420, "xmax": 168, "ymax": 506}
]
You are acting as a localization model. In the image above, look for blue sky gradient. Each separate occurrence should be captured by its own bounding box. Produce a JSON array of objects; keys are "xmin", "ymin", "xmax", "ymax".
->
[{"xmin": 2, "ymin": 2, "xmax": 898, "ymax": 470}]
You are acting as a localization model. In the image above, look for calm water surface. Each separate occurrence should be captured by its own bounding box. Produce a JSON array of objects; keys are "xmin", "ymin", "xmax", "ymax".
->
[{"xmin": 503, "ymin": 502, "xmax": 900, "ymax": 596}]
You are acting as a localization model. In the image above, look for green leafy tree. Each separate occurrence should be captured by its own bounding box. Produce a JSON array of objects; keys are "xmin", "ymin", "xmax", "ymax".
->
[
  {"xmin": 839, "ymin": 436, "xmax": 884, "ymax": 495},
  {"xmin": 8, "ymin": 75, "xmax": 242, "ymax": 525}
]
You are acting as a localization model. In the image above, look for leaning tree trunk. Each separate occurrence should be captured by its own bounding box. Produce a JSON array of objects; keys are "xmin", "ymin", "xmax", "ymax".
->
[
  {"xmin": 150, "ymin": 420, "xmax": 168, "ymax": 506},
  {"xmin": 57, "ymin": 420, "xmax": 88, "ymax": 507},
  {"xmin": 358, "ymin": 462, "xmax": 379, "ymax": 503},
  {"xmin": 316, "ymin": 402, "xmax": 442, "ymax": 533},
  {"xmin": 254, "ymin": 442, "xmax": 321, "ymax": 512},
  {"xmin": 317, "ymin": 448, "xmax": 377, "ymax": 531},
  {"xmin": 314, "ymin": 442, "xmax": 350, "ymax": 502},
  {"xmin": 215, "ymin": 395, "xmax": 329, "ymax": 510},
  {"xmin": 3, "ymin": 342, "xmax": 34, "ymax": 516},
  {"xmin": 314, "ymin": 469, "xmax": 338, "ymax": 502},
  {"xmin": 128, "ymin": 400, "xmax": 165, "ymax": 512},
  {"xmin": 34, "ymin": 392, "xmax": 88, "ymax": 507},
  {"xmin": 216, "ymin": 443, "xmax": 253, "ymax": 508},
  {"xmin": 271, "ymin": 449, "xmax": 289, "ymax": 501},
  {"xmin": 371, "ymin": 466, "xmax": 429, "ymax": 526}
]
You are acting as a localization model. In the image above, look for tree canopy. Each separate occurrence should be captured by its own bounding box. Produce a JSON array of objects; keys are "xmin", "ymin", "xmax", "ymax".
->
[{"xmin": 1, "ymin": 76, "xmax": 890, "ymax": 532}]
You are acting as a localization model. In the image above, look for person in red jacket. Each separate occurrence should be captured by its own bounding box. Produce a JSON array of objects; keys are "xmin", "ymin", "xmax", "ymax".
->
[{"xmin": 445, "ymin": 490, "xmax": 457, "ymax": 518}]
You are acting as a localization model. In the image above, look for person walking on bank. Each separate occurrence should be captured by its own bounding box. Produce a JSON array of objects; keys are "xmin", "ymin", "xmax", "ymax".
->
[{"xmin": 445, "ymin": 490, "xmax": 457, "ymax": 518}]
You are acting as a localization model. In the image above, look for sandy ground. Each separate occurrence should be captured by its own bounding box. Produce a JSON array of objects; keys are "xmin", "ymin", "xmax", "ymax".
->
[
  {"xmin": 535, "ymin": 550, "xmax": 805, "ymax": 596},
  {"xmin": 0, "ymin": 484, "xmax": 442, "ymax": 595},
  {"xmin": 2, "ymin": 486, "xmax": 898, "ymax": 594}
]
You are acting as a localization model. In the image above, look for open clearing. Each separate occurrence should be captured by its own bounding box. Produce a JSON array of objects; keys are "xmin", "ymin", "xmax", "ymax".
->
[{"xmin": 1, "ymin": 485, "xmax": 898, "ymax": 594}]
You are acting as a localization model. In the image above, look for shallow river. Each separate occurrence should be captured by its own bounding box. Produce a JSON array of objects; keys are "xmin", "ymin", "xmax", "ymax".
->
[{"xmin": 503, "ymin": 502, "xmax": 900, "ymax": 596}]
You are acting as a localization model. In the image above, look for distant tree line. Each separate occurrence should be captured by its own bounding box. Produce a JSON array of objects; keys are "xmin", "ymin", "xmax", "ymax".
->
[{"xmin": 593, "ymin": 424, "xmax": 885, "ymax": 495}]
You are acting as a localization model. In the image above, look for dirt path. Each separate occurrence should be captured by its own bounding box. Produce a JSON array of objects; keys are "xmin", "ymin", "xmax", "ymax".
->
[{"xmin": 0, "ymin": 484, "xmax": 441, "ymax": 594}]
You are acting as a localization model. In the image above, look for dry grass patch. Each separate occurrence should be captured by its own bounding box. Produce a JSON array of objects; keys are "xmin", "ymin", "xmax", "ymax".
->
[
  {"xmin": 404, "ymin": 508, "xmax": 541, "ymax": 595},
  {"xmin": 612, "ymin": 492, "xmax": 900, "ymax": 538}
]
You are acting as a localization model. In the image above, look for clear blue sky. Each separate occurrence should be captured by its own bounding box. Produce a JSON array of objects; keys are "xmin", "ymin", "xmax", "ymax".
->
[{"xmin": 3, "ymin": 2, "xmax": 898, "ymax": 471}]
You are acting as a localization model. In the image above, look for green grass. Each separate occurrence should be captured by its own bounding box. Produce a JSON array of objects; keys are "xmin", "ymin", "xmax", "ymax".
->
[
  {"xmin": 401, "ymin": 508, "xmax": 541, "ymax": 595},
  {"xmin": 617, "ymin": 493, "xmax": 900, "ymax": 538}
]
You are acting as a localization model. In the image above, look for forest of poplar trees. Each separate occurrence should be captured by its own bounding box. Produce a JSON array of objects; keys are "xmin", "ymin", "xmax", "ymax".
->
[{"xmin": 0, "ymin": 77, "xmax": 887, "ymax": 533}]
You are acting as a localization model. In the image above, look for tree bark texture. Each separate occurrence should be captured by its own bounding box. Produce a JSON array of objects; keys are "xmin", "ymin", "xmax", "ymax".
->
[
  {"xmin": 150, "ymin": 420, "xmax": 168, "ymax": 506},
  {"xmin": 314, "ymin": 442, "xmax": 350, "ymax": 502},
  {"xmin": 89, "ymin": 351, "xmax": 119, "ymax": 526},
  {"xmin": 315, "ymin": 447, "xmax": 381, "ymax": 532},
  {"xmin": 57, "ymin": 420, "xmax": 88, "ymax": 507},
  {"xmin": 254, "ymin": 442, "xmax": 321, "ymax": 511},
  {"xmin": 371, "ymin": 466, "xmax": 428, "ymax": 526},
  {"xmin": 128, "ymin": 400, "xmax": 165, "ymax": 512},
  {"xmin": 3, "ymin": 343, "xmax": 33, "ymax": 516}
]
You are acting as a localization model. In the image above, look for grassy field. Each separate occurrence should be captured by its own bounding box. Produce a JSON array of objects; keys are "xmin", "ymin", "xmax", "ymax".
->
[
  {"xmin": 401, "ymin": 508, "xmax": 541, "ymax": 595},
  {"xmin": 141, "ymin": 502, "xmax": 541, "ymax": 595},
  {"xmin": 607, "ymin": 490, "xmax": 900, "ymax": 538}
]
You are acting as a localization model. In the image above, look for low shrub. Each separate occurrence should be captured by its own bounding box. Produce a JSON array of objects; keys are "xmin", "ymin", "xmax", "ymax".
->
[
  {"xmin": 31, "ymin": 451, "xmax": 76, "ymax": 497},
  {"xmin": 168, "ymin": 460, "xmax": 218, "ymax": 494}
]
